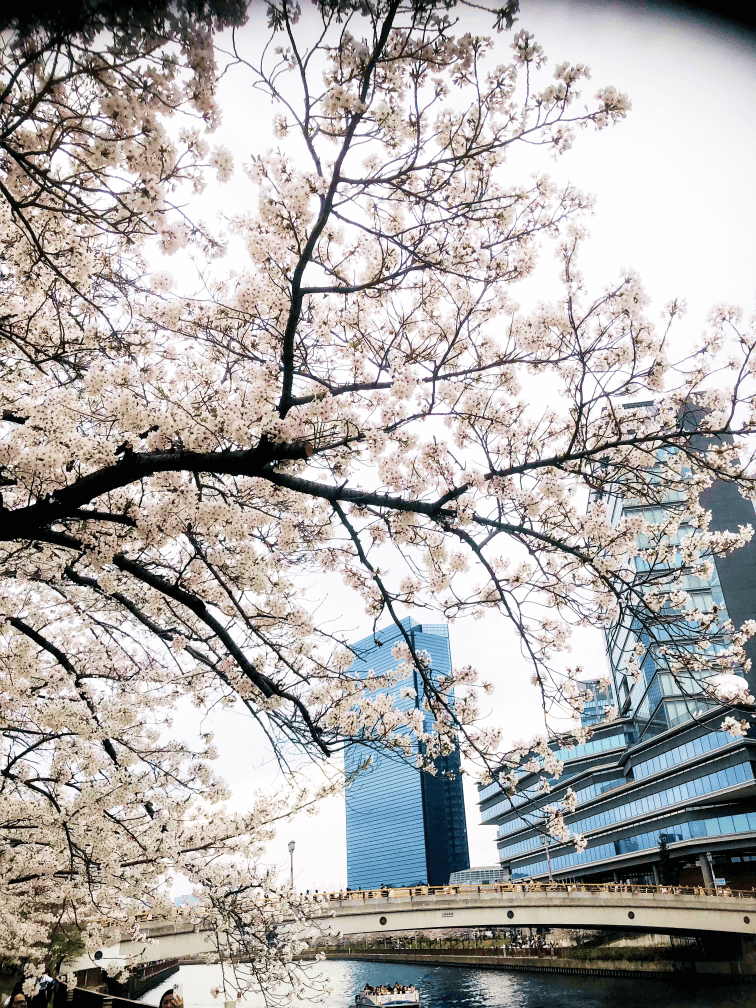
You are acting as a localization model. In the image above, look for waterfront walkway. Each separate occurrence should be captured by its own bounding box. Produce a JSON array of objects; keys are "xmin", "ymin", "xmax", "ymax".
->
[{"xmin": 320, "ymin": 948, "xmax": 755, "ymax": 981}]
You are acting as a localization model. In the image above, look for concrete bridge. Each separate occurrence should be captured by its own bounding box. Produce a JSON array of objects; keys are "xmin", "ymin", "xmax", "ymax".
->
[{"xmin": 71, "ymin": 883, "xmax": 756, "ymax": 972}]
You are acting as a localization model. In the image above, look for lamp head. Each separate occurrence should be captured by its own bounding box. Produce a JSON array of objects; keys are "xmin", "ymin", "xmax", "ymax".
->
[{"xmin": 288, "ymin": 840, "xmax": 295, "ymax": 853}]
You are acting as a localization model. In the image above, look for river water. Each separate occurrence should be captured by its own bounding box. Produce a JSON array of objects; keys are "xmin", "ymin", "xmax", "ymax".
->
[{"xmin": 139, "ymin": 958, "xmax": 756, "ymax": 1008}]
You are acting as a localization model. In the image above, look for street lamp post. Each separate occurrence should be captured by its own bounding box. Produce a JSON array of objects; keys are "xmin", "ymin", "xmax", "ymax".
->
[
  {"xmin": 542, "ymin": 835, "xmax": 553, "ymax": 883},
  {"xmin": 288, "ymin": 840, "xmax": 295, "ymax": 891}
]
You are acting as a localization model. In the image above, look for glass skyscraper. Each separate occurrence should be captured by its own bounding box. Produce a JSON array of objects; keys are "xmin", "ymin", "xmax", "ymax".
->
[
  {"xmin": 602, "ymin": 480, "xmax": 748, "ymax": 739},
  {"xmin": 344, "ymin": 617, "xmax": 470, "ymax": 889},
  {"xmin": 601, "ymin": 401, "xmax": 756, "ymax": 737},
  {"xmin": 477, "ymin": 409, "xmax": 756, "ymax": 889}
]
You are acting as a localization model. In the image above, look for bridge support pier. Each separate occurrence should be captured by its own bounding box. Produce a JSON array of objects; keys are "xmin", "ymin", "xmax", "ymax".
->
[{"xmin": 652, "ymin": 864, "xmax": 660, "ymax": 886}]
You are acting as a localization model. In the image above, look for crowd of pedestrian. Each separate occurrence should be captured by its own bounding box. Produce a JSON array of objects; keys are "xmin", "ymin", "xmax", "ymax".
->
[{"xmin": 504, "ymin": 934, "xmax": 557, "ymax": 956}]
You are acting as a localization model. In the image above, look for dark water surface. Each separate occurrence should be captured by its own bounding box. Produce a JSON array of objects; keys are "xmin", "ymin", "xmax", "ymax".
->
[{"xmin": 142, "ymin": 958, "xmax": 756, "ymax": 1008}]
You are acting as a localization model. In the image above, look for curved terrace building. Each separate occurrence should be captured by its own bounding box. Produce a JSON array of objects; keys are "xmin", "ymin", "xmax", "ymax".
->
[
  {"xmin": 483, "ymin": 713, "xmax": 756, "ymax": 887},
  {"xmin": 479, "ymin": 408, "xmax": 756, "ymax": 890}
]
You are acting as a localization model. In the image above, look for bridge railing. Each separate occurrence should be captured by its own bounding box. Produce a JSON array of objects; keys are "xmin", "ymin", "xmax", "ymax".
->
[
  {"xmin": 113, "ymin": 880, "xmax": 755, "ymax": 931},
  {"xmin": 310, "ymin": 881, "xmax": 755, "ymax": 903}
]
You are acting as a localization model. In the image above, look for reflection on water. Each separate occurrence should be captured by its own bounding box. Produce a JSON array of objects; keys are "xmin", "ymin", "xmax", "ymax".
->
[{"xmin": 140, "ymin": 958, "xmax": 756, "ymax": 1008}]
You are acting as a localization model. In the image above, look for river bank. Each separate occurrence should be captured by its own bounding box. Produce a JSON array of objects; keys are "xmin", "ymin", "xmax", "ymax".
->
[{"xmin": 316, "ymin": 949, "xmax": 756, "ymax": 981}]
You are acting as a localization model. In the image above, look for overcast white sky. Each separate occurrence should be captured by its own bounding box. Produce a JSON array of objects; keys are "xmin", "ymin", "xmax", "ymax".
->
[{"xmin": 170, "ymin": 0, "xmax": 756, "ymax": 895}]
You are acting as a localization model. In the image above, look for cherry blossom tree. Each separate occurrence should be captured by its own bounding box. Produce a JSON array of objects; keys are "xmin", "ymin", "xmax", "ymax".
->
[
  {"xmin": 0, "ymin": 0, "xmax": 249, "ymax": 378},
  {"xmin": 2, "ymin": 0, "xmax": 756, "ymax": 989}
]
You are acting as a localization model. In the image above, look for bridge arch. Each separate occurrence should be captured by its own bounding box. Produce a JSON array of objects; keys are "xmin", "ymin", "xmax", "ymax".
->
[{"xmin": 71, "ymin": 883, "xmax": 756, "ymax": 971}]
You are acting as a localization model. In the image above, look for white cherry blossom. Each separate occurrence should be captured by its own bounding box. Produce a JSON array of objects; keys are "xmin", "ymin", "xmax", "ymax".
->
[{"xmin": 1, "ymin": 0, "xmax": 755, "ymax": 985}]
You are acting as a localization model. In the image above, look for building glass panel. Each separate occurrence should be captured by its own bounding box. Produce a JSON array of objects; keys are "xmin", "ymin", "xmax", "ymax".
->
[
  {"xmin": 631, "ymin": 730, "xmax": 733, "ymax": 779},
  {"xmin": 496, "ymin": 777, "xmax": 626, "ymax": 839},
  {"xmin": 511, "ymin": 810, "xmax": 756, "ymax": 878},
  {"xmin": 499, "ymin": 762, "xmax": 753, "ymax": 860}
]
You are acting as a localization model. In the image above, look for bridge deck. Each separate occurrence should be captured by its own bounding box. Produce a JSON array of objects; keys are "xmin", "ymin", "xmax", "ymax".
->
[
  {"xmin": 73, "ymin": 884, "xmax": 756, "ymax": 972},
  {"xmin": 306, "ymin": 883, "xmax": 756, "ymax": 938}
]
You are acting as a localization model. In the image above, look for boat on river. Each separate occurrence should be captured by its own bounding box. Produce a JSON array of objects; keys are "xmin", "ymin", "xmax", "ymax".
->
[{"xmin": 355, "ymin": 988, "xmax": 419, "ymax": 1007}]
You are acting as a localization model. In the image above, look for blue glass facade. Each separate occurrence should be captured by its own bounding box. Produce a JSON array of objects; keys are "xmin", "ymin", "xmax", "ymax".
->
[
  {"xmin": 511, "ymin": 809, "xmax": 756, "ymax": 879},
  {"xmin": 477, "ymin": 465, "xmax": 756, "ymax": 887},
  {"xmin": 602, "ymin": 435, "xmax": 756, "ymax": 742},
  {"xmin": 345, "ymin": 618, "xmax": 469, "ymax": 889},
  {"xmin": 480, "ymin": 712, "xmax": 756, "ymax": 885},
  {"xmin": 604, "ymin": 487, "xmax": 731, "ymax": 742},
  {"xmin": 499, "ymin": 762, "xmax": 754, "ymax": 861},
  {"xmin": 579, "ymin": 679, "xmax": 615, "ymax": 727}
]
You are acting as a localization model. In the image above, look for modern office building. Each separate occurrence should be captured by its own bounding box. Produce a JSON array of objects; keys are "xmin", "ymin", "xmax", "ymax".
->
[
  {"xmin": 477, "ymin": 416, "xmax": 756, "ymax": 889},
  {"xmin": 483, "ymin": 712, "xmax": 756, "ymax": 888},
  {"xmin": 344, "ymin": 617, "xmax": 470, "ymax": 890},
  {"xmin": 449, "ymin": 865, "xmax": 506, "ymax": 885}
]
